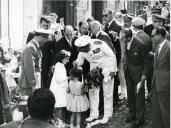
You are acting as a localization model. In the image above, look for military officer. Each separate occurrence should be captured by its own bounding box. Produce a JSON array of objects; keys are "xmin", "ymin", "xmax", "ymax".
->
[{"xmin": 73, "ymin": 35, "xmax": 118, "ymax": 124}]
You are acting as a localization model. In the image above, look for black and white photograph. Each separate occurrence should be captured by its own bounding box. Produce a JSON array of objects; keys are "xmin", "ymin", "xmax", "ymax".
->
[{"xmin": 0, "ymin": 0, "xmax": 170, "ymax": 128}]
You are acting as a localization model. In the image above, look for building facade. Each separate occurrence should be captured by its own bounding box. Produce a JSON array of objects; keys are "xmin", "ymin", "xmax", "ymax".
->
[{"xmin": 0, "ymin": 0, "xmax": 162, "ymax": 49}]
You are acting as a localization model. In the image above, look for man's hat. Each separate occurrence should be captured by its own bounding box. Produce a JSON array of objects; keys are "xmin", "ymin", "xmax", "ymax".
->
[
  {"xmin": 132, "ymin": 17, "xmax": 146, "ymax": 26},
  {"xmin": 40, "ymin": 15, "xmax": 52, "ymax": 23},
  {"xmin": 75, "ymin": 35, "xmax": 92, "ymax": 47},
  {"xmin": 33, "ymin": 28, "xmax": 53, "ymax": 35},
  {"xmin": 151, "ymin": 8, "xmax": 161, "ymax": 15},
  {"xmin": 152, "ymin": 14, "xmax": 168, "ymax": 21},
  {"xmin": 123, "ymin": 13, "xmax": 134, "ymax": 21}
]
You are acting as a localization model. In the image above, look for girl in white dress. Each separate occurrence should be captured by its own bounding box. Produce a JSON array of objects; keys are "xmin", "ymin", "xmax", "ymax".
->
[
  {"xmin": 67, "ymin": 67, "xmax": 89, "ymax": 128},
  {"xmin": 50, "ymin": 50, "xmax": 71, "ymax": 127}
]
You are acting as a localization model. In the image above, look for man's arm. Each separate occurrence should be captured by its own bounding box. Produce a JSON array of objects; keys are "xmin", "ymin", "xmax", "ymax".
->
[{"xmin": 23, "ymin": 48, "xmax": 36, "ymax": 88}]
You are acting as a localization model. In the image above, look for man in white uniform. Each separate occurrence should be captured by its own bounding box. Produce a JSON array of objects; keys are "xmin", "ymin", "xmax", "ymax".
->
[{"xmin": 73, "ymin": 36, "xmax": 118, "ymax": 124}]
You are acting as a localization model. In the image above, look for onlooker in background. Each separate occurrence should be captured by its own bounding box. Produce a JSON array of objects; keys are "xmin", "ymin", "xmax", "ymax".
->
[
  {"xmin": 120, "ymin": 28, "xmax": 149, "ymax": 128},
  {"xmin": 3, "ymin": 88, "xmax": 57, "ymax": 128},
  {"xmin": 151, "ymin": 26, "xmax": 170, "ymax": 128},
  {"xmin": 102, "ymin": 8, "xmax": 122, "ymax": 106},
  {"xmin": 114, "ymin": 11, "xmax": 124, "ymax": 26},
  {"xmin": 144, "ymin": 8, "xmax": 169, "ymax": 41},
  {"xmin": 123, "ymin": 13, "xmax": 134, "ymax": 28},
  {"xmin": 5, "ymin": 49, "xmax": 19, "ymax": 98},
  {"xmin": 19, "ymin": 29, "xmax": 52, "ymax": 96},
  {"xmin": 74, "ymin": 21, "xmax": 90, "ymax": 76},
  {"xmin": 0, "ymin": 47, "xmax": 8, "ymax": 70},
  {"xmin": 131, "ymin": 17, "xmax": 152, "ymax": 99},
  {"xmin": 49, "ymin": 13, "xmax": 63, "ymax": 41},
  {"xmin": 74, "ymin": 21, "xmax": 89, "ymax": 36},
  {"xmin": 26, "ymin": 16, "xmax": 55, "ymax": 89},
  {"xmin": 0, "ymin": 71, "xmax": 12, "ymax": 127},
  {"xmin": 53, "ymin": 25, "xmax": 78, "ymax": 75},
  {"xmin": 26, "ymin": 16, "xmax": 52, "ymax": 43},
  {"xmin": 87, "ymin": 17, "xmax": 95, "ymax": 36}
]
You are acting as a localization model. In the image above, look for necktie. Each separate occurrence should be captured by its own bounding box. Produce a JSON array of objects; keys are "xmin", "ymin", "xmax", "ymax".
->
[
  {"xmin": 156, "ymin": 46, "xmax": 160, "ymax": 60},
  {"xmin": 68, "ymin": 40, "xmax": 72, "ymax": 47},
  {"xmin": 105, "ymin": 23, "xmax": 109, "ymax": 33},
  {"xmin": 91, "ymin": 35, "xmax": 96, "ymax": 39}
]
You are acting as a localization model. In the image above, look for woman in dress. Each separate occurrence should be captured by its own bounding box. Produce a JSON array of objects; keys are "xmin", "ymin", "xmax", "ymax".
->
[
  {"xmin": 50, "ymin": 50, "xmax": 70, "ymax": 127},
  {"xmin": 67, "ymin": 67, "xmax": 89, "ymax": 128}
]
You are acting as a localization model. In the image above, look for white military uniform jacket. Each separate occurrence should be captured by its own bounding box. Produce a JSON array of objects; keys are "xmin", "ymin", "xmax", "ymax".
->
[{"xmin": 76, "ymin": 39, "xmax": 118, "ymax": 83}]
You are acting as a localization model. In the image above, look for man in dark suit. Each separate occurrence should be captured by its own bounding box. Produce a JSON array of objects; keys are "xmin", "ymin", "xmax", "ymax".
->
[
  {"xmin": 131, "ymin": 17, "xmax": 152, "ymax": 98},
  {"xmin": 102, "ymin": 8, "xmax": 122, "ymax": 105},
  {"xmin": 26, "ymin": 16, "xmax": 55, "ymax": 89},
  {"xmin": 120, "ymin": 28, "xmax": 149, "ymax": 127},
  {"xmin": 74, "ymin": 21, "xmax": 90, "ymax": 76},
  {"xmin": 74, "ymin": 21, "xmax": 89, "ymax": 36},
  {"xmin": 53, "ymin": 25, "xmax": 78, "ymax": 75},
  {"xmin": 151, "ymin": 26, "xmax": 170, "ymax": 128}
]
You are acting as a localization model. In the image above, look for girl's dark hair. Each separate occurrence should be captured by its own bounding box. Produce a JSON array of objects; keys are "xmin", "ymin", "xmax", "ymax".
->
[
  {"xmin": 70, "ymin": 67, "xmax": 83, "ymax": 79},
  {"xmin": 54, "ymin": 50, "xmax": 70, "ymax": 63}
]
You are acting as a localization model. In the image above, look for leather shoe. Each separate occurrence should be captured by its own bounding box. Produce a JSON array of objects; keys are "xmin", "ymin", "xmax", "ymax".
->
[
  {"xmin": 85, "ymin": 116, "xmax": 98, "ymax": 122},
  {"xmin": 99, "ymin": 117, "xmax": 109, "ymax": 124},
  {"xmin": 125, "ymin": 116, "xmax": 135, "ymax": 123}
]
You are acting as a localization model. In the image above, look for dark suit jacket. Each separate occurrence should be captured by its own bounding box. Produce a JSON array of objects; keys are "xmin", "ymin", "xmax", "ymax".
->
[
  {"xmin": 135, "ymin": 30, "xmax": 152, "ymax": 52},
  {"xmin": 96, "ymin": 31, "xmax": 115, "ymax": 53},
  {"xmin": 125, "ymin": 36, "xmax": 149, "ymax": 83},
  {"xmin": 143, "ymin": 24, "xmax": 153, "ymax": 37},
  {"xmin": 152, "ymin": 40, "xmax": 170, "ymax": 92},
  {"xmin": 105, "ymin": 20, "xmax": 122, "ymax": 65},
  {"xmin": 53, "ymin": 36, "xmax": 78, "ymax": 74}
]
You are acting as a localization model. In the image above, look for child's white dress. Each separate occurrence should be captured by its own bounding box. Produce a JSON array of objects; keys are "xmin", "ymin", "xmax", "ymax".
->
[
  {"xmin": 50, "ymin": 62, "xmax": 68, "ymax": 107},
  {"xmin": 67, "ymin": 80, "xmax": 89, "ymax": 112}
]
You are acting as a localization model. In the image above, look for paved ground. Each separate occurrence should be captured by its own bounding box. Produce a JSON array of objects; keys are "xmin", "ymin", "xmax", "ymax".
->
[{"xmin": 64, "ymin": 100, "xmax": 152, "ymax": 128}]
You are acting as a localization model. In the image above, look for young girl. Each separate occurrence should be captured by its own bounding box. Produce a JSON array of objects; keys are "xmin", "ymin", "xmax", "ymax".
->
[
  {"xmin": 50, "ymin": 50, "xmax": 71, "ymax": 127},
  {"xmin": 67, "ymin": 67, "xmax": 89, "ymax": 128}
]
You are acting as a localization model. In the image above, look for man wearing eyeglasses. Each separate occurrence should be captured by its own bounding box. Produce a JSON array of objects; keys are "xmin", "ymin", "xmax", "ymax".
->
[
  {"xmin": 102, "ymin": 8, "xmax": 122, "ymax": 106},
  {"xmin": 19, "ymin": 29, "xmax": 52, "ymax": 96}
]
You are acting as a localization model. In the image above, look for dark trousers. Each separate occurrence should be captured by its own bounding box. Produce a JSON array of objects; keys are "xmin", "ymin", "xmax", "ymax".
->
[
  {"xmin": 0, "ymin": 100, "xmax": 5, "ymax": 125},
  {"xmin": 146, "ymin": 67, "xmax": 153, "ymax": 95},
  {"xmin": 113, "ymin": 73, "xmax": 119, "ymax": 104},
  {"xmin": 41, "ymin": 67, "xmax": 51, "ymax": 89},
  {"xmin": 126, "ymin": 75, "xmax": 145, "ymax": 120},
  {"xmin": 152, "ymin": 85, "xmax": 170, "ymax": 128},
  {"xmin": 99, "ymin": 84, "xmax": 104, "ymax": 115}
]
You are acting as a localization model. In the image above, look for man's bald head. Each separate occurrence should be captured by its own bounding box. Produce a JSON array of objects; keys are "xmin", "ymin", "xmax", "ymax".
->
[
  {"xmin": 64, "ymin": 25, "xmax": 74, "ymax": 40},
  {"xmin": 90, "ymin": 20, "xmax": 101, "ymax": 35}
]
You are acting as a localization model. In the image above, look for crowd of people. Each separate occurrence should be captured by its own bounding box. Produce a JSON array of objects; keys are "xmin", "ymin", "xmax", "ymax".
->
[{"xmin": 0, "ymin": 3, "xmax": 170, "ymax": 128}]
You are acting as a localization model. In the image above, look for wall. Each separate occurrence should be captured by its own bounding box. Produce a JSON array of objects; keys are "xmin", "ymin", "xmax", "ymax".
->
[{"xmin": 0, "ymin": 0, "xmax": 43, "ymax": 49}]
